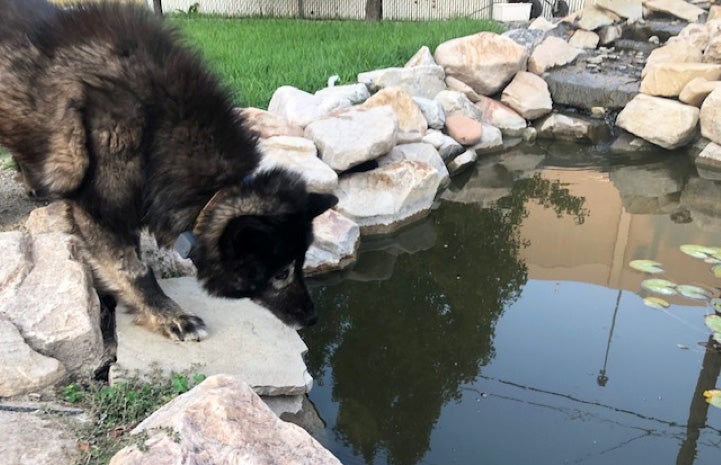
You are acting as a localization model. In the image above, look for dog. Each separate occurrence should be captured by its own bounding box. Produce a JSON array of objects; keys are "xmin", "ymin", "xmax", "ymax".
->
[{"xmin": 0, "ymin": 0, "xmax": 337, "ymax": 341}]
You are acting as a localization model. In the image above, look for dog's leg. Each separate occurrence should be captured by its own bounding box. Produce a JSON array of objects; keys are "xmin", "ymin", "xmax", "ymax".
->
[{"xmin": 68, "ymin": 203, "xmax": 207, "ymax": 341}]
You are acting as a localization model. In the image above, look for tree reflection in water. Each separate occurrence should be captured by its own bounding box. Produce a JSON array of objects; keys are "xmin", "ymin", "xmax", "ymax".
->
[{"xmin": 302, "ymin": 173, "xmax": 589, "ymax": 465}]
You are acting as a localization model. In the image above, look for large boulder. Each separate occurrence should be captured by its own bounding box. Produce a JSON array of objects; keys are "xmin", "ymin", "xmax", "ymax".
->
[
  {"xmin": 314, "ymin": 83, "xmax": 370, "ymax": 105},
  {"xmin": 640, "ymin": 63, "xmax": 721, "ymax": 97},
  {"xmin": 268, "ymin": 86, "xmax": 350, "ymax": 128},
  {"xmin": 700, "ymin": 87, "xmax": 721, "ymax": 144},
  {"xmin": 535, "ymin": 113, "xmax": 612, "ymax": 144},
  {"xmin": 413, "ymin": 96, "xmax": 446, "ymax": 129},
  {"xmin": 595, "ymin": 0, "xmax": 642, "ymax": 20},
  {"xmin": 643, "ymin": 41, "xmax": 703, "ymax": 77},
  {"xmin": 434, "ymin": 90, "xmax": 483, "ymax": 120},
  {"xmin": 644, "ymin": 0, "xmax": 705, "ymax": 22},
  {"xmin": 335, "ymin": 160, "xmax": 441, "ymax": 234},
  {"xmin": 679, "ymin": 77, "xmax": 721, "ymax": 107},
  {"xmin": 568, "ymin": 30, "xmax": 600, "ymax": 49},
  {"xmin": 434, "ymin": 32, "xmax": 528, "ymax": 96},
  {"xmin": 109, "ymin": 375, "xmax": 342, "ymax": 465},
  {"xmin": 238, "ymin": 107, "xmax": 304, "ymax": 139},
  {"xmin": 362, "ymin": 87, "xmax": 428, "ymax": 143},
  {"xmin": 445, "ymin": 113, "xmax": 483, "ymax": 145},
  {"xmin": 577, "ymin": 5, "xmax": 620, "ymax": 31},
  {"xmin": 475, "ymin": 95, "xmax": 527, "ymax": 136},
  {"xmin": 304, "ymin": 105, "xmax": 398, "ymax": 171},
  {"xmin": 544, "ymin": 66, "xmax": 640, "ymax": 110},
  {"xmin": 1, "ymin": 410, "xmax": 78, "ymax": 465},
  {"xmin": 501, "ymin": 71, "xmax": 553, "ymax": 120},
  {"xmin": 380, "ymin": 143, "xmax": 450, "ymax": 188},
  {"xmin": 357, "ymin": 65, "xmax": 447, "ymax": 99},
  {"xmin": 304, "ymin": 210, "xmax": 360, "ymax": 276},
  {"xmin": 616, "ymin": 94, "xmax": 699, "ymax": 149},
  {"xmin": 528, "ymin": 37, "xmax": 582, "ymax": 74},
  {"xmin": 259, "ymin": 136, "xmax": 338, "ymax": 193}
]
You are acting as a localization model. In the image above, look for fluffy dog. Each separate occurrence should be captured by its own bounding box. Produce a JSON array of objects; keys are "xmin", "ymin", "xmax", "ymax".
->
[{"xmin": 0, "ymin": 0, "xmax": 336, "ymax": 340}]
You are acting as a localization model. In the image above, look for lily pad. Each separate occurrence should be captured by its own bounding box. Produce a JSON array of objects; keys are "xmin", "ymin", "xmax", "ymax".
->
[
  {"xmin": 629, "ymin": 259, "xmax": 664, "ymax": 274},
  {"xmin": 641, "ymin": 279, "xmax": 677, "ymax": 296},
  {"xmin": 703, "ymin": 389, "xmax": 721, "ymax": 409},
  {"xmin": 706, "ymin": 314, "xmax": 721, "ymax": 333},
  {"xmin": 680, "ymin": 244, "xmax": 719, "ymax": 259},
  {"xmin": 643, "ymin": 296, "xmax": 670, "ymax": 309},
  {"xmin": 676, "ymin": 284, "xmax": 712, "ymax": 301}
]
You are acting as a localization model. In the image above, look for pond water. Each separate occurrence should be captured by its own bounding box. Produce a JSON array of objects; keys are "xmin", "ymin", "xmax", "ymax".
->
[{"xmin": 300, "ymin": 141, "xmax": 721, "ymax": 465}]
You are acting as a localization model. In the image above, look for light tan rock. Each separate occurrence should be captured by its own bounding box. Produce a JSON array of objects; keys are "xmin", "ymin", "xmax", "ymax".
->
[
  {"xmin": 710, "ymin": 5, "xmax": 721, "ymax": 21},
  {"xmin": 679, "ymin": 77, "xmax": 721, "ymax": 107},
  {"xmin": 445, "ymin": 76, "xmax": 483, "ymax": 102},
  {"xmin": 528, "ymin": 16, "xmax": 557, "ymax": 32},
  {"xmin": 528, "ymin": 37, "xmax": 582, "ymax": 74},
  {"xmin": 616, "ymin": 94, "xmax": 699, "ymax": 149},
  {"xmin": 640, "ymin": 63, "xmax": 721, "ymax": 97},
  {"xmin": 305, "ymin": 210, "xmax": 360, "ymax": 275},
  {"xmin": 704, "ymin": 35, "xmax": 721, "ymax": 64},
  {"xmin": 694, "ymin": 141, "xmax": 721, "ymax": 171},
  {"xmin": 598, "ymin": 25, "xmax": 623, "ymax": 45},
  {"xmin": 700, "ymin": 87, "xmax": 721, "ymax": 145},
  {"xmin": 596, "ymin": 0, "xmax": 643, "ymax": 19},
  {"xmin": 314, "ymin": 83, "xmax": 370, "ymax": 105},
  {"xmin": 471, "ymin": 123, "xmax": 504, "ymax": 154},
  {"xmin": 643, "ymin": 0, "xmax": 705, "ymax": 22},
  {"xmin": 109, "ymin": 375, "xmax": 342, "ymax": 465},
  {"xmin": 0, "ymin": 411, "xmax": 78, "ymax": 465},
  {"xmin": 268, "ymin": 86, "xmax": 350, "ymax": 128},
  {"xmin": 405, "ymin": 45, "xmax": 436, "ymax": 67},
  {"xmin": 569, "ymin": 29, "xmax": 600, "ymax": 49},
  {"xmin": 475, "ymin": 95, "xmax": 527, "ymax": 136},
  {"xmin": 380, "ymin": 143, "xmax": 450, "ymax": 188},
  {"xmin": 357, "ymin": 65, "xmax": 447, "ymax": 99},
  {"xmin": 644, "ymin": 42, "xmax": 703, "ymax": 79},
  {"xmin": 501, "ymin": 71, "xmax": 553, "ymax": 120},
  {"xmin": 258, "ymin": 136, "xmax": 338, "ymax": 193},
  {"xmin": 671, "ymin": 23, "xmax": 710, "ymax": 51},
  {"xmin": 445, "ymin": 113, "xmax": 483, "ymax": 145},
  {"xmin": 434, "ymin": 90, "xmax": 483, "ymax": 120},
  {"xmin": 535, "ymin": 113, "xmax": 611, "ymax": 143},
  {"xmin": 578, "ymin": 4, "xmax": 620, "ymax": 31},
  {"xmin": 363, "ymin": 87, "xmax": 428, "ymax": 143},
  {"xmin": 238, "ymin": 107, "xmax": 303, "ymax": 139},
  {"xmin": 434, "ymin": 32, "xmax": 528, "ymax": 96}
]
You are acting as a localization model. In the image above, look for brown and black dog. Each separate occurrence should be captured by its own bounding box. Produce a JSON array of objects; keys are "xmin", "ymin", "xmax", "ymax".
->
[{"xmin": 0, "ymin": 0, "xmax": 336, "ymax": 340}]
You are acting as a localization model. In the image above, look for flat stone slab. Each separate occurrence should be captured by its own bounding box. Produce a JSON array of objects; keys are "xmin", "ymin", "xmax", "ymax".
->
[
  {"xmin": 544, "ymin": 64, "xmax": 640, "ymax": 110},
  {"xmin": 0, "ymin": 410, "xmax": 78, "ymax": 465},
  {"xmin": 112, "ymin": 277, "xmax": 313, "ymax": 396}
]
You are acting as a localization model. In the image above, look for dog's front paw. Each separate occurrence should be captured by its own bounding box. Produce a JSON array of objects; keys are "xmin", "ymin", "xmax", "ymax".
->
[{"xmin": 161, "ymin": 313, "xmax": 208, "ymax": 341}]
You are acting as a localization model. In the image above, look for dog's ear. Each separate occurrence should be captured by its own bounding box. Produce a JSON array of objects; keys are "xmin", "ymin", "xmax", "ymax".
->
[{"xmin": 307, "ymin": 193, "xmax": 338, "ymax": 218}]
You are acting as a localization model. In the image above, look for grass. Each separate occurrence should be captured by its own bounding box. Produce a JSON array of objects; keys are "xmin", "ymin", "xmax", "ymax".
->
[
  {"xmin": 61, "ymin": 369, "xmax": 206, "ymax": 465},
  {"xmin": 172, "ymin": 16, "xmax": 504, "ymax": 108}
]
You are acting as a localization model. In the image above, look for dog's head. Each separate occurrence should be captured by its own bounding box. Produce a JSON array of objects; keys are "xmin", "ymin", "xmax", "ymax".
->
[{"xmin": 189, "ymin": 169, "xmax": 337, "ymax": 328}]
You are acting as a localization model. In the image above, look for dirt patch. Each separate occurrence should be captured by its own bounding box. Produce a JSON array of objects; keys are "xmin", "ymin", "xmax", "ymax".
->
[{"xmin": 0, "ymin": 168, "xmax": 46, "ymax": 232}]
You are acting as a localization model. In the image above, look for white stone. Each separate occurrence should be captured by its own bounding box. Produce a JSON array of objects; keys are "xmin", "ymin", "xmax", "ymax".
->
[
  {"xmin": 112, "ymin": 277, "xmax": 313, "ymax": 396},
  {"xmin": 434, "ymin": 32, "xmax": 528, "ymax": 96},
  {"xmin": 673, "ymin": 23, "xmax": 711, "ymax": 51},
  {"xmin": 413, "ymin": 96, "xmax": 446, "ymax": 129},
  {"xmin": 380, "ymin": 143, "xmax": 450, "ymax": 188},
  {"xmin": 501, "ymin": 72, "xmax": 553, "ymax": 120},
  {"xmin": 470, "ymin": 123, "xmax": 504, "ymax": 154},
  {"xmin": 535, "ymin": 113, "xmax": 601, "ymax": 142},
  {"xmin": 640, "ymin": 63, "xmax": 721, "ymax": 97},
  {"xmin": 445, "ymin": 75, "xmax": 484, "ymax": 102},
  {"xmin": 528, "ymin": 36, "xmax": 582, "ymax": 75},
  {"xmin": 644, "ymin": 0, "xmax": 705, "ymax": 22},
  {"xmin": 109, "ymin": 375, "xmax": 342, "ymax": 465},
  {"xmin": 616, "ymin": 94, "xmax": 700, "ymax": 150},
  {"xmin": 268, "ymin": 85, "xmax": 350, "ymax": 128},
  {"xmin": 405, "ymin": 45, "xmax": 437, "ymax": 67},
  {"xmin": 569, "ymin": 30, "xmax": 600, "ymax": 49},
  {"xmin": 0, "ymin": 232, "xmax": 103, "ymax": 373},
  {"xmin": 475, "ymin": 95, "xmax": 527, "ymax": 136},
  {"xmin": 314, "ymin": 82, "xmax": 370, "ymax": 105},
  {"xmin": 421, "ymin": 130, "xmax": 465, "ymax": 161},
  {"xmin": 304, "ymin": 210, "xmax": 360, "ymax": 275},
  {"xmin": 447, "ymin": 149, "xmax": 478, "ymax": 176},
  {"xmin": 695, "ymin": 141, "xmax": 721, "ymax": 171},
  {"xmin": 434, "ymin": 90, "xmax": 483, "ymax": 120},
  {"xmin": 595, "ymin": 0, "xmax": 643, "ymax": 19},
  {"xmin": 362, "ymin": 87, "xmax": 428, "ymax": 143},
  {"xmin": 357, "ymin": 65, "xmax": 447, "ymax": 99},
  {"xmin": 259, "ymin": 136, "xmax": 338, "ymax": 193},
  {"xmin": 598, "ymin": 25, "xmax": 623, "ymax": 46},
  {"xmin": 0, "ymin": 411, "xmax": 78, "ymax": 465},
  {"xmin": 577, "ymin": 4, "xmax": 620, "ymax": 30},
  {"xmin": 305, "ymin": 106, "xmax": 398, "ymax": 172},
  {"xmin": 528, "ymin": 16, "xmax": 558, "ymax": 32},
  {"xmin": 701, "ymin": 87, "xmax": 721, "ymax": 145},
  {"xmin": 644, "ymin": 41, "xmax": 703, "ymax": 78},
  {"xmin": 0, "ymin": 318, "xmax": 66, "ymax": 397},
  {"xmin": 237, "ymin": 107, "xmax": 304, "ymax": 139},
  {"xmin": 335, "ymin": 161, "xmax": 441, "ymax": 234}
]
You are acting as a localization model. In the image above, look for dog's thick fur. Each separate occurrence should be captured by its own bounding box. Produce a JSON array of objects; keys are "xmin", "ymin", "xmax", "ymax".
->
[{"xmin": 0, "ymin": 0, "xmax": 336, "ymax": 340}]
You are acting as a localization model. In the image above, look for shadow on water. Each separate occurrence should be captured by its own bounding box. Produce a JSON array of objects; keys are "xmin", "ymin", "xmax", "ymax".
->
[{"xmin": 302, "ymin": 141, "xmax": 721, "ymax": 465}]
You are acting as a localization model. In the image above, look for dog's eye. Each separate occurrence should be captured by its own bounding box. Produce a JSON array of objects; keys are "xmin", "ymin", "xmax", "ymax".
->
[{"xmin": 274, "ymin": 269, "xmax": 290, "ymax": 281}]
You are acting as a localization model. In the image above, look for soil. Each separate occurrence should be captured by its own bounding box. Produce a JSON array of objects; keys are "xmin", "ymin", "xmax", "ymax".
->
[{"xmin": 0, "ymin": 168, "xmax": 46, "ymax": 232}]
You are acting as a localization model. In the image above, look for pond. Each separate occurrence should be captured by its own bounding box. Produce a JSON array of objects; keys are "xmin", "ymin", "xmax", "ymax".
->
[{"xmin": 300, "ymin": 141, "xmax": 721, "ymax": 465}]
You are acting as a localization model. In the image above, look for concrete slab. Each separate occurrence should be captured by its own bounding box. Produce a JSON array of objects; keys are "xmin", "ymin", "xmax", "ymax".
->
[{"xmin": 112, "ymin": 277, "xmax": 313, "ymax": 396}]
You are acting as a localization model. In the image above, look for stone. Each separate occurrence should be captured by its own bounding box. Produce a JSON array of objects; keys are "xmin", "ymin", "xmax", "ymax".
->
[
  {"xmin": 616, "ymin": 94, "xmax": 699, "ymax": 150},
  {"xmin": 577, "ymin": 4, "xmax": 620, "ymax": 31},
  {"xmin": 434, "ymin": 90, "xmax": 483, "ymax": 120},
  {"xmin": 314, "ymin": 83, "xmax": 371, "ymax": 105},
  {"xmin": 544, "ymin": 66, "xmax": 640, "ymax": 110},
  {"xmin": 671, "ymin": 23, "xmax": 710, "ymax": 51},
  {"xmin": 502, "ymin": 28, "xmax": 546, "ymax": 54},
  {"xmin": 643, "ymin": 41, "xmax": 703, "ymax": 77},
  {"xmin": 445, "ymin": 76, "xmax": 483, "ymax": 102},
  {"xmin": 380, "ymin": 143, "xmax": 450, "ymax": 188},
  {"xmin": 535, "ymin": 113, "xmax": 612, "ymax": 143},
  {"xmin": 362, "ymin": 87, "xmax": 428, "ymax": 143},
  {"xmin": 704, "ymin": 35, "xmax": 721, "ymax": 64},
  {"xmin": 434, "ymin": 32, "xmax": 528, "ymax": 96},
  {"xmin": 475, "ymin": 95, "xmax": 527, "ymax": 136},
  {"xmin": 528, "ymin": 16, "xmax": 558, "ymax": 32},
  {"xmin": 0, "ymin": 318, "xmax": 66, "ymax": 397},
  {"xmin": 304, "ymin": 210, "xmax": 360, "ymax": 276},
  {"xmin": 268, "ymin": 86, "xmax": 350, "ymax": 128},
  {"xmin": 595, "ymin": 0, "xmax": 643, "ymax": 19},
  {"xmin": 640, "ymin": 63, "xmax": 721, "ymax": 97},
  {"xmin": 0, "ymin": 411, "xmax": 78, "ymax": 465},
  {"xmin": 644, "ymin": 0, "xmax": 705, "ymax": 22},
  {"xmin": 112, "ymin": 277, "xmax": 313, "ymax": 396},
  {"xmin": 304, "ymin": 105, "xmax": 398, "ymax": 171},
  {"xmin": 610, "ymin": 160, "xmax": 685, "ymax": 197},
  {"xmin": 446, "ymin": 149, "xmax": 478, "ymax": 176},
  {"xmin": 597, "ymin": 25, "xmax": 623, "ymax": 45},
  {"xmin": 0, "ymin": 232, "xmax": 103, "ymax": 373},
  {"xmin": 609, "ymin": 130, "xmax": 655, "ymax": 152},
  {"xmin": 528, "ymin": 36, "xmax": 582, "ymax": 74},
  {"xmin": 569, "ymin": 30, "xmax": 600, "ymax": 49},
  {"xmin": 413, "ymin": 96, "xmax": 446, "ymax": 129},
  {"xmin": 24, "ymin": 201, "xmax": 72, "ymax": 234},
  {"xmin": 108, "ymin": 375, "xmax": 342, "ymax": 465},
  {"xmin": 140, "ymin": 232, "xmax": 197, "ymax": 279},
  {"xmin": 421, "ymin": 130, "xmax": 465, "ymax": 161},
  {"xmin": 258, "ymin": 136, "xmax": 338, "ymax": 193},
  {"xmin": 681, "ymin": 177, "xmax": 721, "ymax": 225},
  {"xmin": 700, "ymin": 88, "xmax": 721, "ymax": 144},
  {"xmin": 497, "ymin": 150, "xmax": 545, "ymax": 173},
  {"xmin": 335, "ymin": 161, "xmax": 441, "ymax": 235},
  {"xmin": 357, "ymin": 65, "xmax": 447, "ymax": 99},
  {"xmin": 710, "ymin": 5, "xmax": 721, "ymax": 21},
  {"xmin": 470, "ymin": 123, "xmax": 504, "ymax": 154},
  {"xmin": 501, "ymin": 71, "xmax": 553, "ymax": 120},
  {"xmin": 679, "ymin": 77, "xmax": 721, "ymax": 107},
  {"xmin": 405, "ymin": 45, "xmax": 437, "ymax": 67},
  {"xmin": 694, "ymin": 141, "xmax": 721, "ymax": 172},
  {"xmin": 237, "ymin": 107, "xmax": 304, "ymax": 139},
  {"xmin": 445, "ymin": 113, "xmax": 483, "ymax": 145}
]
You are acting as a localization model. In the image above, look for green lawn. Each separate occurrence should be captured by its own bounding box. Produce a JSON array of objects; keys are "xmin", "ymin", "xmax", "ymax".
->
[{"xmin": 172, "ymin": 16, "xmax": 504, "ymax": 109}]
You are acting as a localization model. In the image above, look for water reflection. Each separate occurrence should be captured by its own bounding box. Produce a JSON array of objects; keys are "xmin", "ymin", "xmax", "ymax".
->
[{"xmin": 302, "ymin": 145, "xmax": 721, "ymax": 465}]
